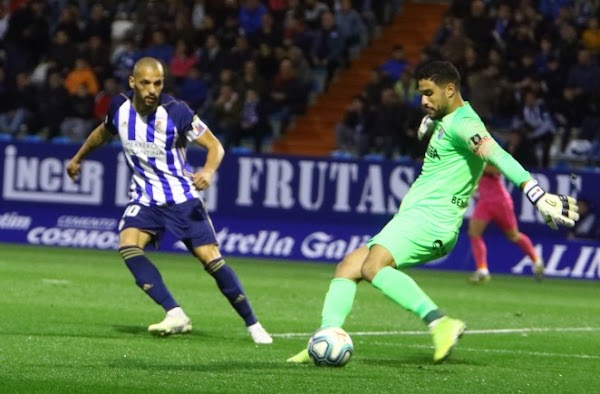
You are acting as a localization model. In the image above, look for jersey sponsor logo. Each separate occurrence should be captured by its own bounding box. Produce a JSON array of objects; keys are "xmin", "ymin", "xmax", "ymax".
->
[
  {"xmin": 2, "ymin": 145, "xmax": 104, "ymax": 205},
  {"xmin": 426, "ymin": 145, "xmax": 441, "ymax": 160},
  {"xmin": 123, "ymin": 141, "xmax": 164, "ymax": 157}
]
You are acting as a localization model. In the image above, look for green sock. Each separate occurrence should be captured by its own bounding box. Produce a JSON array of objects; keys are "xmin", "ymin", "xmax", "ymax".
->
[
  {"xmin": 371, "ymin": 266, "xmax": 438, "ymax": 320},
  {"xmin": 320, "ymin": 278, "xmax": 357, "ymax": 328}
]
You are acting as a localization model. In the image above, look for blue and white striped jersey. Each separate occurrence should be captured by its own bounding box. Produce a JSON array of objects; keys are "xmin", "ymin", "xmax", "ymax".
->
[{"xmin": 104, "ymin": 92, "xmax": 207, "ymax": 206}]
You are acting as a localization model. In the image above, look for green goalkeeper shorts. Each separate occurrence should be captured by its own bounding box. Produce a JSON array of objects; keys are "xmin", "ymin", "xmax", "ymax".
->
[{"xmin": 367, "ymin": 210, "xmax": 458, "ymax": 269}]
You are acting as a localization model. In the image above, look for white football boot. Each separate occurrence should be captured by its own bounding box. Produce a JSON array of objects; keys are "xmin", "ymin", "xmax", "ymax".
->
[
  {"xmin": 148, "ymin": 315, "xmax": 192, "ymax": 336},
  {"xmin": 247, "ymin": 322, "xmax": 273, "ymax": 344}
]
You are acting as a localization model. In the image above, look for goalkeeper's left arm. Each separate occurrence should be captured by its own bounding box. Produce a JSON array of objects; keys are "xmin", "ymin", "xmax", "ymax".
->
[{"xmin": 461, "ymin": 123, "xmax": 579, "ymax": 230}]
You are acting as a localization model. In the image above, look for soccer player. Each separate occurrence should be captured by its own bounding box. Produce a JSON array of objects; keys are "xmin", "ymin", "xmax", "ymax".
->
[
  {"xmin": 66, "ymin": 57, "xmax": 272, "ymax": 344},
  {"xmin": 469, "ymin": 164, "xmax": 544, "ymax": 284},
  {"xmin": 287, "ymin": 61, "xmax": 578, "ymax": 364}
]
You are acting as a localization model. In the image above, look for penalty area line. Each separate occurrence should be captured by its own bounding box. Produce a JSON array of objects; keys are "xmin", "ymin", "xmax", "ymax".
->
[{"xmin": 272, "ymin": 326, "xmax": 600, "ymax": 338}]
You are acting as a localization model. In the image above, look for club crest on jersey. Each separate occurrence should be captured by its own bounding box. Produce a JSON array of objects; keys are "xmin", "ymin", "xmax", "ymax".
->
[{"xmin": 155, "ymin": 119, "xmax": 164, "ymax": 133}]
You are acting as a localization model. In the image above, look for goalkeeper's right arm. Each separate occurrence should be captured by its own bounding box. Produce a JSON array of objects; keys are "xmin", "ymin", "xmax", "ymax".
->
[{"xmin": 460, "ymin": 123, "xmax": 580, "ymax": 230}]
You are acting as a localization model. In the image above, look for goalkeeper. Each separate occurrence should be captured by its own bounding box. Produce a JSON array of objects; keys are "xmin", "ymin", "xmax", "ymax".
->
[{"xmin": 287, "ymin": 60, "xmax": 579, "ymax": 364}]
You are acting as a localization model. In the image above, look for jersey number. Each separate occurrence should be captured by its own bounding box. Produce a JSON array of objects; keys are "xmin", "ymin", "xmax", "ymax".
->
[{"xmin": 124, "ymin": 205, "xmax": 141, "ymax": 217}]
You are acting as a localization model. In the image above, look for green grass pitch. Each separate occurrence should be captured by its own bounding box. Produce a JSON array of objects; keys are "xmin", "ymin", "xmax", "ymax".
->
[{"xmin": 0, "ymin": 243, "xmax": 598, "ymax": 393}]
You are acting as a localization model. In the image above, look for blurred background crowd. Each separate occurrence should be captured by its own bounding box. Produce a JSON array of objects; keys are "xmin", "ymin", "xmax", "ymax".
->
[{"xmin": 0, "ymin": 0, "xmax": 598, "ymax": 168}]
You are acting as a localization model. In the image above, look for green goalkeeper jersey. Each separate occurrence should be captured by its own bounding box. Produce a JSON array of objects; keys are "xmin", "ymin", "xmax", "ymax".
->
[{"xmin": 399, "ymin": 102, "xmax": 531, "ymax": 232}]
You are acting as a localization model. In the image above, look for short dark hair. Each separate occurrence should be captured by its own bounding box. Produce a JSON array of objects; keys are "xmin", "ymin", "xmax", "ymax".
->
[{"xmin": 415, "ymin": 60, "xmax": 461, "ymax": 90}]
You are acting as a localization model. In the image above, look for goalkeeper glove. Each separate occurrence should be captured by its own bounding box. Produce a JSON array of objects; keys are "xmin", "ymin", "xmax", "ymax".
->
[
  {"xmin": 524, "ymin": 179, "xmax": 579, "ymax": 230},
  {"xmin": 418, "ymin": 115, "xmax": 435, "ymax": 141}
]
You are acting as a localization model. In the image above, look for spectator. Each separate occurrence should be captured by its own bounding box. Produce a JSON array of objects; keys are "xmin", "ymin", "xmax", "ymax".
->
[
  {"xmin": 53, "ymin": 4, "xmax": 82, "ymax": 43},
  {"xmin": 380, "ymin": 45, "xmax": 410, "ymax": 82},
  {"xmin": 60, "ymin": 84, "xmax": 95, "ymax": 141},
  {"xmin": 363, "ymin": 67, "xmax": 392, "ymax": 107},
  {"xmin": 199, "ymin": 34, "xmax": 227, "ymax": 80},
  {"xmin": 211, "ymin": 84, "xmax": 241, "ymax": 143},
  {"xmin": 251, "ymin": 12, "xmax": 282, "ymax": 48},
  {"xmin": 83, "ymin": 3, "xmax": 111, "ymax": 43},
  {"xmin": 47, "ymin": 29, "xmax": 79, "ymax": 75},
  {"xmin": 504, "ymin": 127, "xmax": 538, "ymax": 169},
  {"xmin": 36, "ymin": 71, "xmax": 70, "ymax": 139},
  {"xmin": 191, "ymin": 0, "xmax": 207, "ymax": 30},
  {"xmin": 238, "ymin": 0, "xmax": 268, "ymax": 36},
  {"xmin": 0, "ymin": 71, "xmax": 36, "ymax": 137},
  {"xmin": 374, "ymin": 88, "xmax": 409, "ymax": 159},
  {"xmin": 394, "ymin": 68, "xmax": 420, "ymax": 109},
  {"xmin": 554, "ymin": 87, "xmax": 587, "ymax": 152},
  {"xmin": 304, "ymin": 0, "xmax": 330, "ymax": 29},
  {"xmin": 112, "ymin": 38, "xmax": 140, "ymax": 87},
  {"xmin": 144, "ymin": 29, "xmax": 175, "ymax": 66},
  {"xmin": 256, "ymin": 43, "xmax": 279, "ymax": 81},
  {"xmin": 218, "ymin": 14, "xmax": 242, "ymax": 50},
  {"xmin": 268, "ymin": 58, "xmax": 308, "ymax": 132},
  {"xmin": 439, "ymin": 18, "xmax": 472, "ymax": 66},
  {"xmin": 233, "ymin": 88, "xmax": 271, "ymax": 153},
  {"xmin": 65, "ymin": 58, "xmax": 100, "ymax": 96},
  {"xmin": 284, "ymin": 14, "xmax": 314, "ymax": 59},
  {"xmin": 463, "ymin": 0, "xmax": 494, "ymax": 55},
  {"xmin": 83, "ymin": 35, "xmax": 112, "ymax": 82},
  {"xmin": 227, "ymin": 35, "xmax": 255, "ymax": 72},
  {"xmin": 335, "ymin": 0, "xmax": 367, "ymax": 57},
  {"xmin": 93, "ymin": 78, "xmax": 120, "ymax": 121},
  {"xmin": 311, "ymin": 11, "xmax": 345, "ymax": 88},
  {"xmin": 491, "ymin": 3, "xmax": 512, "ymax": 50},
  {"xmin": 335, "ymin": 95, "xmax": 365, "ymax": 155},
  {"xmin": 170, "ymin": 39, "xmax": 199, "ymax": 83},
  {"xmin": 566, "ymin": 49, "xmax": 600, "ymax": 98},
  {"xmin": 522, "ymin": 89, "xmax": 557, "ymax": 168},
  {"xmin": 3, "ymin": 0, "xmax": 49, "ymax": 76},
  {"xmin": 179, "ymin": 67, "xmax": 209, "ymax": 111},
  {"xmin": 288, "ymin": 46, "xmax": 311, "ymax": 88},
  {"xmin": 467, "ymin": 65, "xmax": 503, "ymax": 124},
  {"xmin": 237, "ymin": 60, "xmax": 267, "ymax": 100},
  {"xmin": 581, "ymin": 16, "xmax": 600, "ymax": 56}
]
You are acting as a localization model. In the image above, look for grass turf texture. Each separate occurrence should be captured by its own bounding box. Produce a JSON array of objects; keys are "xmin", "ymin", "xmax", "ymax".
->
[{"xmin": 0, "ymin": 243, "xmax": 598, "ymax": 393}]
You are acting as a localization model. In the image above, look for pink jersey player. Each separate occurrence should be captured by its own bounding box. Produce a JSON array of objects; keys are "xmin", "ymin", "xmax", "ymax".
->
[{"xmin": 468, "ymin": 164, "xmax": 544, "ymax": 283}]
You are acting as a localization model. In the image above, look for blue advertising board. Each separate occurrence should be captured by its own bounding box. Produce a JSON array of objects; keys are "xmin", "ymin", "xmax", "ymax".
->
[{"xmin": 1, "ymin": 141, "xmax": 599, "ymax": 280}]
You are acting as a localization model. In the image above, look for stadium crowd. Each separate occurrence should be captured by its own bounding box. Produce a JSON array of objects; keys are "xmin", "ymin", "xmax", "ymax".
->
[
  {"xmin": 0, "ymin": 0, "xmax": 598, "ymax": 169},
  {"xmin": 335, "ymin": 0, "xmax": 600, "ymax": 170},
  {"xmin": 0, "ymin": 0, "xmax": 398, "ymax": 152}
]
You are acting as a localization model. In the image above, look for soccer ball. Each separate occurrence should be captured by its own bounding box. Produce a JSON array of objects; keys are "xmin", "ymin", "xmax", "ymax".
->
[{"xmin": 307, "ymin": 327, "xmax": 353, "ymax": 367}]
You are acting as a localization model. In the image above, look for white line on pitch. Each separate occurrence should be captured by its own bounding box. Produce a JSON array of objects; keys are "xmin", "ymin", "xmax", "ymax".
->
[
  {"xmin": 373, "ymin": 342, "xmax": 600, "ymax": 360},
  {"xmin": 272, "ymin": 326, "xmax": 600, "ymax": 338}
]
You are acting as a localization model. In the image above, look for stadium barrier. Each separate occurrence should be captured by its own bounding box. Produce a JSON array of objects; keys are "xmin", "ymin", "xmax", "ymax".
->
[{"xmin": 1, "ymin": 141, "xmax": 599, "ymax": 280}]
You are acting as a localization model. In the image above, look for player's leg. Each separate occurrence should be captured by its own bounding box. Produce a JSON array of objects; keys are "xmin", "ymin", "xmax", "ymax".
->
[
  {"xmin": 118, "ymin": 213, "xmax": 191, "ymax": 336},
  {"xmin": 287, "ymin": 245, "xmax": 368, "ymax": 363},
  {"xmin": 170, "ymin": 199, "xmax": 272, "ymax": 344},
  {"xmin": 468, "ymin": 218, "xmax": 491, "ymax": 283},
  {"xmin": 363, "ymin": 216, "xmax": 465, "ymax": 363},
  {"xmin": 468, "ymin": 200, "xmax": 492, "ymax": 283},
  {"xmin": 500, "ymin": 210, "xmax": 544, "ymax": 280},
  {"xmin": 192, "ymin": 242, "xmax": 272, "ymax": 344}
]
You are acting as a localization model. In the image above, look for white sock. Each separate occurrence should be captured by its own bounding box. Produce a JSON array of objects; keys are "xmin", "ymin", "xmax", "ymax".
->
[
  {"xmin": 478, "ymin": 268, "xmax": 489, "ymax": 275},
  {"xmin": 166, "ymin": 307, "xmax": 187, "ymax": 318}
]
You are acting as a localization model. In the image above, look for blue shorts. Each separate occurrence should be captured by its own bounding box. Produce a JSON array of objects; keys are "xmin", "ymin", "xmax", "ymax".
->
[{"xmin": 118, "ymin": 199, "xmax": 217, "ymax": 249}]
